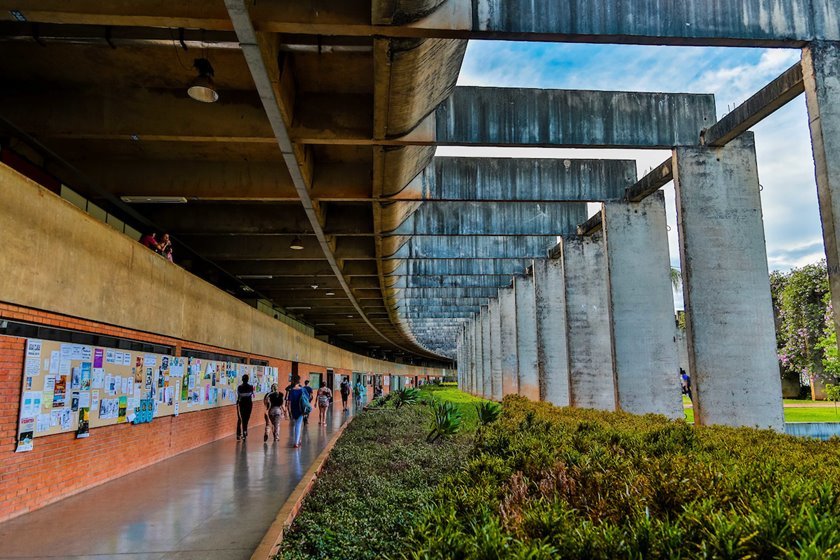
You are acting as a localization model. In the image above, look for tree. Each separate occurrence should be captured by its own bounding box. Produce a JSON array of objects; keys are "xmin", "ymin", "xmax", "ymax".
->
[{"xmin": 773, "ymin": 261, "xmax": 831, "ymax": 387}]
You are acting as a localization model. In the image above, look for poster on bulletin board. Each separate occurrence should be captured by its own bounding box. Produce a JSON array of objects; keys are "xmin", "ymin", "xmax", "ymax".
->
[{"xmin": 16, "ymin": 338, "xmax": 278, "ymax": 452}]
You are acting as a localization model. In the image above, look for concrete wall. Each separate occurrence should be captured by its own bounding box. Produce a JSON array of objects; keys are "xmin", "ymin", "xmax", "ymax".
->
[
  {"xmin": 0, "ymin": 163, "xmax": 447, "ymax": 379},
  {"xmin": 498, "ymin": 286, "xmax": 519, "ymax": 396},
  {"xmin": 533, "ymin": 258, "xmax": 571, "ymax": 406},
  {"xmin": 514, "ymin": 275, "xmax": 540, "ymax": 400}
]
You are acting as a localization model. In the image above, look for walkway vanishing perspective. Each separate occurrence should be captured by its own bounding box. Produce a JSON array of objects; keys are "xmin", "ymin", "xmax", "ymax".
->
[{"xmin": 0, "ymin": 411, "xmax": 351, "ymax": 560}]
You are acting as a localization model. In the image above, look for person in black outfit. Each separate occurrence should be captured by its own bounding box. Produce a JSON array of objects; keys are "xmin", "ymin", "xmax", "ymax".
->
[
  {"xmin": 302, "ymin": 379, "xmax": 314, "ymax": 425},
  {"xmin": 263, "ymin": 383, "xmax": 284, "ymax": 442},
  {"xmin": 236, "ymin": 374, "xmax": 255, "ymax": 440}
]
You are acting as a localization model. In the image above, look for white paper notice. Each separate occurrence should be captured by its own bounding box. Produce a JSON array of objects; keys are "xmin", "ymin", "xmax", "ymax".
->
[
  {"xmin": 81, "ymin": 346, "xmax": 92, "ymax": 361},
  {"xmin": 91, "ymin": 390, "xmax": 100, "ymax": 411},
  {"xmin": 145, "ymin": 354, "xmax": 157, "ymax": 367},
  {"xmin": 105, "ymin": 350, "xmax": 115, "ymax": 364},
  {"xmin": 70, "ymin": 345, "xmax": 83, "ymax": 360},
  {"xmin": 49, "ymin": 351, "xmax": 60, "ymax": 374},
  {"xmin": 36, "ymin": 414, "xmax": 51, "ymax": 433},
  {"xmin": 79, "ymin": 391, "xmax": 91, "ymax": 408},
  {"xmin": 122, "ymin": 353, "xmax": 131, "ymax": 366}
]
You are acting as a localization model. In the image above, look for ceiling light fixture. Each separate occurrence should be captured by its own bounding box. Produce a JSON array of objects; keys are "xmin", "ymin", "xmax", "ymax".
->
[
  {"xmin": 120, "ymin": 196, "xmax": 188, "ymax": 204},
  {"xmin": 286, "ymin": 306, "xmax": 311, "ymax": 310},
  {"xmin": 187, "ymin": 58, "xmax": 219, "ymax": 103},
  {"xmin": 236, "ymin": 274, "xmax": 273, "ymax": 280},
  {"xmin": 311, "ymin": 284, "xmax": 319, "ymax": 290},
  {"xmin": 289, "ymin": 236, "xmax": 304, "ymax": 250},
  {"xmin": 325, "ymin": 291, "xmax": 335, "ymax": 296}
]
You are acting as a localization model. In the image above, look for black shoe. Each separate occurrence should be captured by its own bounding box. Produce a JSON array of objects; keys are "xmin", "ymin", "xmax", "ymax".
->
[{"xmin": 264, "ymin": 433, "xmax": 268, "ymax": 442}]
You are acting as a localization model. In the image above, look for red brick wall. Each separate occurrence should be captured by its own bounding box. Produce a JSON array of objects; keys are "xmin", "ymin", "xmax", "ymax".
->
[{"xmin": 0, "ymin": 303, "xmax": 278, "ymax": 523}]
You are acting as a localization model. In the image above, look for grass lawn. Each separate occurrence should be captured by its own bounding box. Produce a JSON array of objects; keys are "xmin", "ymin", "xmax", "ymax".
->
[
  {"xmin": 418, "ymin": 383, "xmax": 488, "ymax": 429},
  {"xmin": 683, "ymin": 404, "xmax": 840, "ymax": 423}
]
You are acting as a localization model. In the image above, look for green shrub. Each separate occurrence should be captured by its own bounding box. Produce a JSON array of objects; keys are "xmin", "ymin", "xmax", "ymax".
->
[
  {"xmin": 394, "ymin": 387, "xmax": 420, "ymax": 409},
  {"xmin": 427, "ymin": 398, "xmax": 464, "ymax": 442},
  {"xmin": 403, "ymin": 396, "xmax": 840, "ymax": 559}
]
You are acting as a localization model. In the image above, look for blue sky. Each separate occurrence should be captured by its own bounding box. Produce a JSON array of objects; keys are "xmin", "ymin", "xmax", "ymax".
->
[{"xmin": 437, "ymin": 41, "xmax": 824, "ymax": 279}]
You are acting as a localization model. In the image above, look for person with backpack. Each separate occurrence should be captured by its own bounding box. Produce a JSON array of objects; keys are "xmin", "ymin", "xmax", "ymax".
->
[
  {"xmin": 353, "ymin": 379, "xmax": 365, "ymax": 408},
  {"xmin": 340, "ymin": 377, "xmax": 351, "ymax": 410},
  {"xmin": 287, "ymin": 376, "xmax": 311, "ymax": 448},
  {"xmin": 263, "ymin": 383, "xmax": 284, "ymax": 442},
  {"xmin": 302, "ymin": 379, "xmax": 314, "ymax": 425}
]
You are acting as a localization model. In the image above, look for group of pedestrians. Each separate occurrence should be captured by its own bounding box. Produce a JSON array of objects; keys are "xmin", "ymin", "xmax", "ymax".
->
[
  {"xmin": 139, "ymin": 231, "xmax": 174, "ymax": 262},
  {"xmin": 235, "ymin": 374, "xmax": 337, "ymax": 449}
]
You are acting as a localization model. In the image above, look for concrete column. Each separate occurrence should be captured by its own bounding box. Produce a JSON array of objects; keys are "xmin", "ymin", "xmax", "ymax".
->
[
  {"xmin": 473, "ymin": 315, "xmax": 483, "ymax": 397},
  {"xmin": 468, "ymin": 319, "xmax": 477, "ymax": 395},
  {"xmin": 489, "ymin": 299, "xmax": 503, "ymax": 401},
  {"xmin": 514, "ymin": 275, "xmax": 540, "ymax": 400},
  {"xmin": 498, "ymin": 286, "xmax": 519, "ymax": 396},
  {"xmin": 563, "ymin": 235, "xmax": 617, "ymax": 411},
  {"xmin": 674, "ymin": 133, "xmax": 783, "ymax": 430},
  {"xmin": 533, "ymin": 258, "xmax": 571, "ymax": 406},
  {"xmin": 603, "ymin": 192, "xmax": 682, "ymax": 419},
  {"xmin": 481, "ymin": 306, "xmax": 493, "ymax": 400},
  {"xmin": 804, "ymin": 42, "xmax": 840, "ymax": 341}
]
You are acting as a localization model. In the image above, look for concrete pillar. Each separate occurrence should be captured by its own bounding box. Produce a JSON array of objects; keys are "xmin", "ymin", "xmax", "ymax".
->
[
  {"xmin": 514, "ymin": 275, "xmax": 540, "ymax": 400},
  {"xmin": 489, "ymin": 299, "xmax": 503, "ymax": 401},
  {"xmin": 804, "ymin": 42, "xmax": 840, "ymax": 342},
  {"xmin": 498, "ymin": 286, "xmax": 519, "ymax": 396},
  {"xmin": 674, "ymin": 133, "xmax": 783, "ymax": 430},
  {"xmin": 475, "ymin": 315, "xmax": 484, "ymax": 397},
  {"xmin": 468, "ymin": 319, "xmax": 477, "ymax": 395},
  {"xmin": 533, "ymin": 258, "xmax": 571, "ymax": 406},
  {"xmin": 563, "ymin": 235, "xmax": 617, "ymax": 411},
  {"xmin": 603, "ymin": 192, "xmax": 682, "ymax": 419},
  {"xmin": 481, "ymin": 305, "xmax": 492, "ymax": 400}
]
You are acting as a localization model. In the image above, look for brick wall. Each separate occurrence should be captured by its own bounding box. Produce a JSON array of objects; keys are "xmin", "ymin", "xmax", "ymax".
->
[{"xmin": 0, "ymin": 303, "xmax": 273, "ymax": 523}]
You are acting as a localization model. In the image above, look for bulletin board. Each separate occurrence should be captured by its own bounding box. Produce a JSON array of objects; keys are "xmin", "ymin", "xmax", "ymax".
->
[{"xmin": 16, "ymin": 339, "xmax": 277, "ymax": 452}]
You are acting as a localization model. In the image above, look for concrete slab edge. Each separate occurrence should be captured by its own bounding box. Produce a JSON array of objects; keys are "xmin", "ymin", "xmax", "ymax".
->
[{"xmin": 250, "ymin": 416, "xmax": 357, "ymax": 560}]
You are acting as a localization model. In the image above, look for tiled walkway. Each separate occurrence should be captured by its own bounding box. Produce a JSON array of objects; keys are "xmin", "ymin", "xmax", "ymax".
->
[{"xmin": 0, "ymin": 406, "xmax": 355, "ymax": 559}]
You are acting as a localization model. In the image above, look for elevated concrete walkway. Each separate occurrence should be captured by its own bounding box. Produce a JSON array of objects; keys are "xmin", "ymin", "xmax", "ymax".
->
[{"xmin": 0, "ymin": 408, "xmax": 354, "ymax": 560}]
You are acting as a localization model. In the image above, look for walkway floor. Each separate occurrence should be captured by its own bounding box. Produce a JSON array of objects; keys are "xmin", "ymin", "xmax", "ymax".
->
[{"xmin": 0, "ymin": 405, "xmax": 358, "ymax": 560}]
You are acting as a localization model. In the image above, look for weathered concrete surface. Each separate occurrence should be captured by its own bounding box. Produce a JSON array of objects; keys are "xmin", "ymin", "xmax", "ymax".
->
[
  {"xmin": 0, "ymin": 163, "xmax": 443, "ymax": 378},
  {"xmin": 489, "ymin": 299, "xmax": 503, "ymax": 401},
  {"xmin": 563, "ymin": 235, "xmax": 617, "ymax": 411},
  {"xmin": 674, "ymin": 134, "xmax": 783, "ymax": 431},
  {"xmin": 388, "ymin": 235, "xmax": 560, "ymax": 258},
  {"xmin": 473, "ymin": 314, "xmax": 484, "ymax": 397},
  {"xmin": 384, "ymin": 201, "xmax": 587, "ymax": 235},
  {"xmin": 387, "ymin": 258, "xmax": 533, "ymax": 276},
  {"xmin": 470, "ymin": 0, "xmax": 836, "ymax": 43},
  {"xmin": 436, "ymin": 88, "xmax": 716, "ymax": 148},
  {"xmin": 533, "ymin": 258, "xmax": 571, "ymax": 407},
  {"xmin": 603, "ymin": 192, "xmax": 682, "ymax": 419},
  {"xmin": 393, "ymin": 157, "xmax": 637, "ymax": 200},
  {"xmin": 498, "ymin": 286, "xmax": 519, "ymax": 397},
  {"xmin": 480, "ymin": 306, "xmax": 493, "ymax": 399},
  {"xmin": 804, "ymin": 42, "xmax": 840, "ymax": 344},
  {"xmin": 514, "ymin": 275, "xmax": 540, "ymax": 400}
]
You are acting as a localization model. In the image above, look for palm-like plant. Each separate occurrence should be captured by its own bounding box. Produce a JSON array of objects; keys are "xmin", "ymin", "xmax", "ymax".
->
[
  {"xmin": 476, "ymin": 401, "xmax": 502, "ymax": 426},
  {"xmin": 427, "ymin": 399, "xmax": 463, "ymax": 442},
  {"xmin": 394, "ymin": 387, "xmax": 420, "ymax": 409}
]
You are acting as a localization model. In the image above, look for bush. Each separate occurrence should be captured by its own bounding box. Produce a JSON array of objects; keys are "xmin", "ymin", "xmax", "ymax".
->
[
  {"xmin": 427, "ymin": 398, "xmax": 464, "ymax": 442},
  {"xmin": 276, "ymin": 404, "xmax": 472, "ymax": 560},
  {"xmin": 404, "ymin": 396, "xmax": 840, "ymax": 559}
]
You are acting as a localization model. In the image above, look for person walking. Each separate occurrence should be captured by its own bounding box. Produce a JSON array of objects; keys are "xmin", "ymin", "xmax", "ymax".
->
[
  {"xmin": 302, "ymin": 379, "xmax": 314, "ymax": 425},
  {"xmin": 288, "ymin": 376, "xmax": 311, "ymax": 448},
  {"xmin": 263, "ymin": 383, "xmax": 284, "ymax": 442},
  {"xmin": 236, "ymin": 374, "xmax": 255, "ymax": 441},
  {"xmin": 353, "ymin": 378, "xmax": 365, "ymax": 408},
  {"xmin": 340, "ymin": 377, "xmax": 351, "ymax": 410},
  {"xmin": 316, "ymin": 381, "xmax": 332, "ymax": 426},
  {"xmin": 680, "ymin": 368, "xmax": 692, "ymax": 402}
]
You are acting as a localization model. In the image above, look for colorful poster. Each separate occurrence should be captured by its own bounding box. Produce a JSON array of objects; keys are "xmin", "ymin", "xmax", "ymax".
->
[
  {"xmin": 71, "ymin": 391, "xmax": 80, "ymax": 412},
  {"xmin": 93, "ymin": 348, "xmax": 104, "ymax": 369},
  {"xmin": 76, "ymin": 407, "xmax": 90, "ymax": 438},
  {"xmin": 70, "ymin": 367, "xmax": 81, "ymax": 390},
  {"xmin": 80, "ymin": 362, "xmax": 91, "ymax": 391},
  {"xmin": 53, "ymin": 376, "xmax": 67, "ymax": 408},
  {"xmin": 117, "ymin": 396, "xmax": 128, "ymax": 423},
  {"xmin": 16, "ymin": 417, "xmax": 35, "ymax": 452}
]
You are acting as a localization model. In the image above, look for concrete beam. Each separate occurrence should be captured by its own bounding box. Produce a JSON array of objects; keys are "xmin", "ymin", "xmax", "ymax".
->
[
  {"xmin": 10, "ymin": 1, "xmax": 839, "ymax": 43},
  {"xmin": 387, "ymin": 235, "xmax": 559, "ymax": 258},
  {"xmin": 391, "ymin": 157, "xmax": 637, "ymax": 200},
  {"xmin": 489, "ymin": 299, "xmax": 503, "ymax": 401},
  {"xmin": 533, "ymin": 258, "xmax": 571, "ymax": 406},
  {"xmin": 436, "ymin": 87, "xmax": 716, "ymax": 148},
  {"xmin": 383, "ymin": 201, "xmax": 587, "ymax": 235},
  {"xmin": 804, "ymin": 42, "xmax": 840, "ymax": 347},
  {"xmin": 387, "ymin": 275, "xmax": 511, "ymax": 288},
  {"xmin": 703, "ymin": 62, "xmax": 805, "ymax": 147},
  {"xmin": 563, "ymin": 235, "xmax": 617, "ymax": 411},
  {"xmin": 385, "ymin": 258, "xmax": 532, "ymax": 276},
  {"xmin": 674, "ymin": 134, "xmax": 783, "ymax": 430},
  {"xmin": 625, "ymin": 158, "xmax": 675, "ymax": 202},
  {"xmin": 498, "ymin": 286, "xmax": 519, "ymax": 397},
  {"xmin": 603, "ymin": 192, "xmax": 682, "ymax": 418},
  {"xmin": 514, "ymin": 275, "xmax": 540, "ymax": 400}
]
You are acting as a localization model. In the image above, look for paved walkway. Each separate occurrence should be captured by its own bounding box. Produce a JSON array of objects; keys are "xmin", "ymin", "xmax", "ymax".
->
[{"xmin": 0, "ymin": 405, "xmax": 357, "ymax": 560}]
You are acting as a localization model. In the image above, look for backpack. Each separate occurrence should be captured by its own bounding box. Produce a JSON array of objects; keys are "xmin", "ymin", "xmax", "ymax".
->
[{"xmin": 300, "ymin": 389, "xmax": 312, "ymax": 415}]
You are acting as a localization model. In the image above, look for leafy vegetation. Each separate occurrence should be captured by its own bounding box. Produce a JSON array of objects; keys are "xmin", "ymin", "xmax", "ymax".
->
[
  {"xmin": 393, "ymin": 387, "xmax": 420, "ymax": 409},
  {"xmin": 276, "ymin": 403, "xmax": 472, "ymax": 560},
  {"xmin": 405, "ymin": 396, "xmax": 840, "ymax": 559},
  {"xmin": 427, "ymin": 398, "xmax": 464, "ymax": 442}
]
